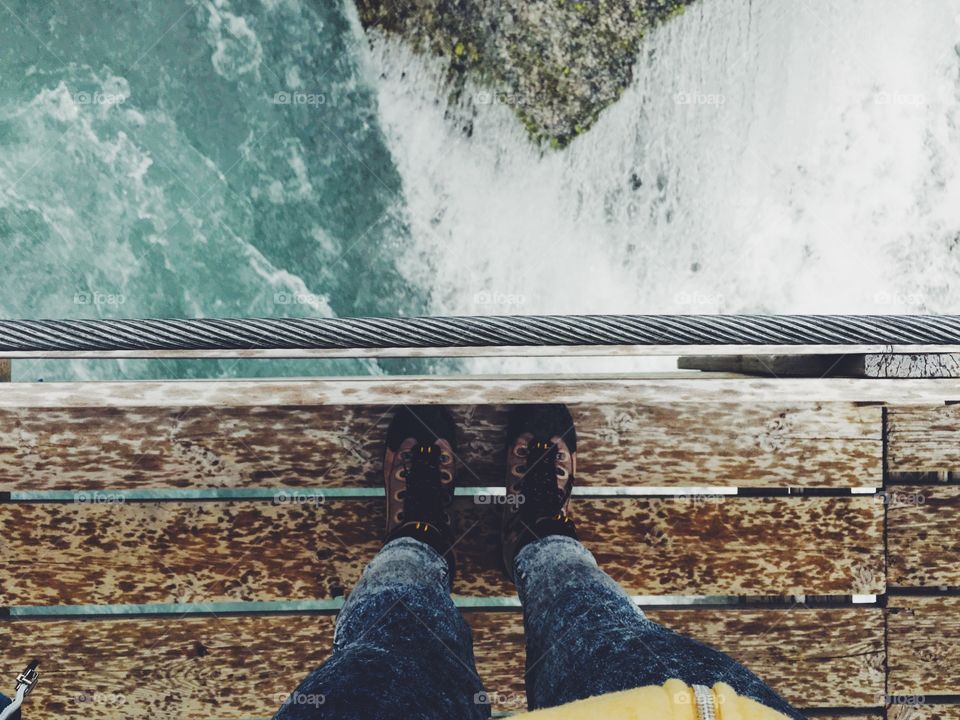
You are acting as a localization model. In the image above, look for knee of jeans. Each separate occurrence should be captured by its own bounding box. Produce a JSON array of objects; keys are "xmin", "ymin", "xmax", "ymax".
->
[
  {"xmin": 335, "ymin": 588, "xmax": 471, "ymax": 650},
  {"xmin": 516, "ymin": 535, "xmax": 592, "ymax": 573},
  {"xmin": 364, "ymin": 539, "xmax": 449, "ymax": 586}
]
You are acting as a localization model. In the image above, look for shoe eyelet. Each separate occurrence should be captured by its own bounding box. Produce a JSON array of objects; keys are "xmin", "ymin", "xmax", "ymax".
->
[
  {"xmin": 397, "ymin": 469, "xmax": 408, "ymax": 480},
  {"xmin": 514, "ymin": 445, "xmax": 529, "ymax": 458},
  {"xmin": 512, "ymin": 464, "xmax": 526, "ymax": 477},
  {"xmin": 400, "ymin": 451, "xmax": 412, "ymax": 461},
  {"xmin": 396, "ymin": 511, "xmax": 404, "ymax": 522},
  {"xmin": 440, "ymin": 469, "xmax": 453, "ymax": 482},
  {"xmin": 395, "ymin": 490, "xmax": 406, "ymax": 500},
  {"xmin": 440, "ymin": 452, "xmax": 452, "ymax": 464},
  {"xmin": 556, "ymin": 451, "xmax": 566, "ymax": 461},
  {"xmin": 557, "ymin": 467, "xmax": 568, "ymax": 479}
]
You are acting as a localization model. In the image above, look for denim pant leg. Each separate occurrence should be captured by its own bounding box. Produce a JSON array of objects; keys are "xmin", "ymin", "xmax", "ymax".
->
[
  {"xmin": 274, "ymin": 537, "xmax": 489, "ymax": 720},
  {"xmin": 515, "ymin": 536, "xmax": 806, "ymax": 719}
]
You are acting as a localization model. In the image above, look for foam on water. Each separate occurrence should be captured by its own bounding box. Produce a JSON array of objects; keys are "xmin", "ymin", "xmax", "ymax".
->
[{"xmin": 0, "ymin": 0, "xmax": 425, "ymax": 380}]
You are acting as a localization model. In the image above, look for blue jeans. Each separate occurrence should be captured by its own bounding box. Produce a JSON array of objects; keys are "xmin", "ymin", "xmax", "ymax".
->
[{"xmin": 274, "ymin": 536, "xmax": 805, "ymax": 720}]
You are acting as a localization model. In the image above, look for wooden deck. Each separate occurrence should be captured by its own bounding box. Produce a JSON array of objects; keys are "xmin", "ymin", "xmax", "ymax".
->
[{"xmin": 0, "ymin": 372, "xmax": 958, "ymax": 719}]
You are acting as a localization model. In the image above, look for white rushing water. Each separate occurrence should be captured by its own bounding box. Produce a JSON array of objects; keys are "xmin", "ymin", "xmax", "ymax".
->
[{"xmin": 364, "ymin": 0, "xmax": 960, "ymax": 372}]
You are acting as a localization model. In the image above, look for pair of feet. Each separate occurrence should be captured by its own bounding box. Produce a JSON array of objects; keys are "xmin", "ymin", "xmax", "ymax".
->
[{"xmin": 383, "ymin": 404, "xmax": 579, "ymax": 582}]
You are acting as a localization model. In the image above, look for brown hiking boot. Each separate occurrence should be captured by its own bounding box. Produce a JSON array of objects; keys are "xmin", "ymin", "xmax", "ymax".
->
[
  {"xmin": 501, "ymin": 404, "xmax": 578, "ymax": 582},
  {"xmin": 383, "ymin": 405, "xmax": 458, "ymax": 578}
]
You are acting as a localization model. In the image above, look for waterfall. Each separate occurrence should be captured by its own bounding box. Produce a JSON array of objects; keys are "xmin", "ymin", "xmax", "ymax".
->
[{"xmin": 366, "ymin": 0, "xmax": 960, "ymax": 371}]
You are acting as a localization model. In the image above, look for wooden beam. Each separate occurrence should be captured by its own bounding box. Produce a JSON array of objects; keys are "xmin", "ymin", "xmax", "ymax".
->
[
  {"xmin": 682, "ymin": 353, "xmax": 960, "ymax": 378},
  {"xmin": 0, "ymin": 496, "xmax": 884, "ymax": 605},
  {"xmin": 679, "ymin": 354, "xmax": 849, "ymax": 377},
  {"xmin": 0, "ymin": 607, "xmax": 884, "ymax": 718},
  {"xmin": 0, "ymin": 402, "xmax": 881, "ymax": 491},
  {"xmin": 855, "ymin": 353, "xmax": 960, "ymax": 378},
  {"xmin": 2, "ymin": 375, "xmax": 960, "ymax": 409}
]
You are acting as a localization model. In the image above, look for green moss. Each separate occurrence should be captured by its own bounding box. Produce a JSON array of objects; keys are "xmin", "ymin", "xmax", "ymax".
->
[{"xmin": 355, "ymin": 0, "xmax": 700, "ymax": 150}]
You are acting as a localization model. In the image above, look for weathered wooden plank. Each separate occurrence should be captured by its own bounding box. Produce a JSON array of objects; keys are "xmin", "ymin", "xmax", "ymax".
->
[
  {"xmin": 0, "ymin": 402, "xmax": 881, "ymax": 490},
  {"xmin": 889, "ymin": 705, "xmax": 960, "ymax": 720},
  {"xmin": 0, "ymin": 607, "xmax": 883, "ymax": 718},
  {"xmin": 679, "ymin": 354, "xmax": 849, "ymax": 377},
  {"xmin": 0, "ymin": 497, "xmax": 884, "ymax": 605},
  {"xmin": 888, "ymin": 596, "xmax": 960, "ymax": 696},
  {"xmin": 0, "ymin": 375, "xmax": 960, "ymax": 409},
  {"xmin": 0, "ymin": 359, "xmax": 9, "ymax": 382},
  {"xmin": 887, "ymin": 485, "xmax": 960, "ymax": 588},
  {"xmin": 682, "ymin": 353, "xmax": 960, "ymax": 378},
  {"xmin": 888, "ymin": 405, "xmax": 960, "ymax": 473},
  {"xmin": 857, "ymin": 353, "xmax": 960, "ymax": 378}
]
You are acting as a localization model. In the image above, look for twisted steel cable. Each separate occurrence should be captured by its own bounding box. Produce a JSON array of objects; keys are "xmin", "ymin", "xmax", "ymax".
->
[{"xmin": 1, "ymin": 315, "xmax": 960, "ymax": 352}]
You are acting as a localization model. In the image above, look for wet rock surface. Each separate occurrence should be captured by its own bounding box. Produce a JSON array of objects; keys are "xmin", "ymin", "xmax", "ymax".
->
[{"xmin": 354, "ymin": 0, "xmax": 697, "ymax": 147}]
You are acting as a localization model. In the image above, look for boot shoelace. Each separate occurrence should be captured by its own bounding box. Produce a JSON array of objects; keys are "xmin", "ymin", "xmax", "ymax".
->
[
  {"xmin": 401, "ymin": 444, "xmax": 450, "ymax": 527},
  {"xmin": 519, "ymin": 438, "xmax": 571, "ymax": 521}
]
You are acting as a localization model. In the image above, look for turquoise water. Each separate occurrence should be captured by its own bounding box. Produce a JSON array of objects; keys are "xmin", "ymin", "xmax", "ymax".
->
[{"xmin": 0, "ymin": 0, "xmax": 429, "ymax": 380}]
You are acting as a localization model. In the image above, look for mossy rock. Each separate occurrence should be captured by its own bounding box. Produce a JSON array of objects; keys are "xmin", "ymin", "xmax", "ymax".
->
[{"xmin": 354, "ymin": 0, "xmax": 699, "ymax": 148}]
